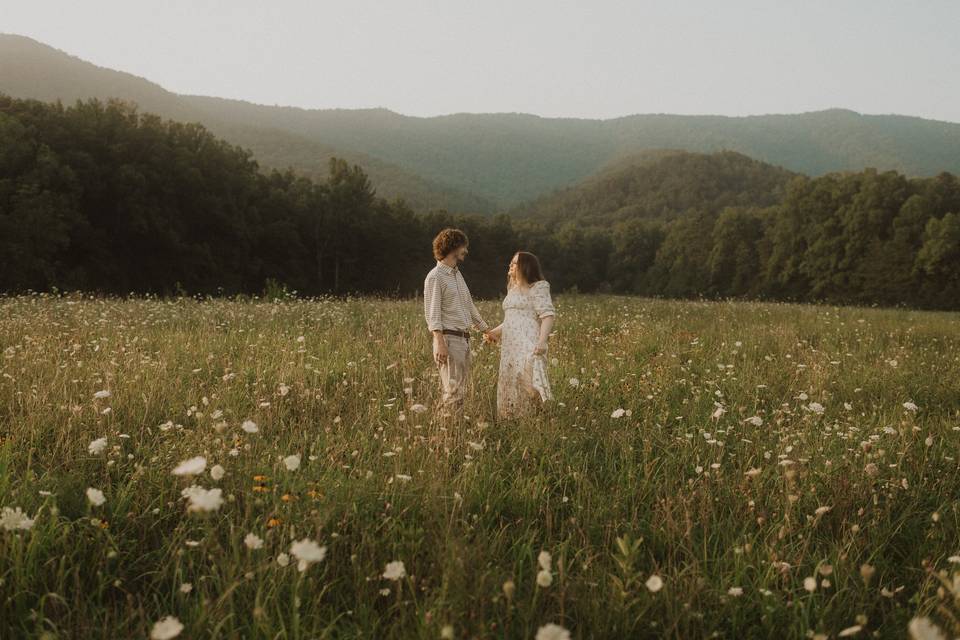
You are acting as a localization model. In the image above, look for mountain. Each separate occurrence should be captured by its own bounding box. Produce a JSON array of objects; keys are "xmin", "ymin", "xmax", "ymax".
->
[
  {"xmin": 4, "ymin": 33, "xmax": 960, "ymax": 211},
  {"xmin": 515, "ymin": 149, "xmax": 798, "ymax": 226},
  {"xmin": 0, "ymin": 34, "xmax": 494, "ymax": 213}
]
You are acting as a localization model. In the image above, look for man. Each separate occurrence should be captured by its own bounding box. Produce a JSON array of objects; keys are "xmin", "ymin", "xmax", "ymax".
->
[{"xmin": 423, "ymin": 228, "xmax": 490, "ymax": 415}]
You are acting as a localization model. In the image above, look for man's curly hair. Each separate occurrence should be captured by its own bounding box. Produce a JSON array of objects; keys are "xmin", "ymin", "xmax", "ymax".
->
[{"xmin": 432, "ymin": 228, "xmax": 469, "ymax": 261}]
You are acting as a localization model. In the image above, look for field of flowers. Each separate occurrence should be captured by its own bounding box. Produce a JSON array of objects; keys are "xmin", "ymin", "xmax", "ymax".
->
[{"xmin": 1, "ymin": 293, "xmax": 959, "ymax": 639}]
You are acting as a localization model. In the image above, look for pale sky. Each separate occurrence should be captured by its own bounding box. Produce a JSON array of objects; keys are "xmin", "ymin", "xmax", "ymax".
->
[{"xmin": 5, "ymin": 0, "xmax": 959, "ymax": 122}]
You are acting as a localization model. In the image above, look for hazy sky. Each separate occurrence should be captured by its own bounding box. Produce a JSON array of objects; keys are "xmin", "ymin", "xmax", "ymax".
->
[{"xmin": 5, "ymin": 0, "xmax": 959, "ymax": 122}]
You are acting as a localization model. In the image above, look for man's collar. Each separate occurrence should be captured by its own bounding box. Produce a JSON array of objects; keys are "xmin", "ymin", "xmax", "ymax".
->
[{"xmin": 437, "ymin": 260, "xmax": 458, "ymax": 274}]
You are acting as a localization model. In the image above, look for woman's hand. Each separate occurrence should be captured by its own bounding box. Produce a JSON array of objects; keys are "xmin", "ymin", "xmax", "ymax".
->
[{"xmin": 532, "ymin": 341, "xmax": 548, "ymax": 356}]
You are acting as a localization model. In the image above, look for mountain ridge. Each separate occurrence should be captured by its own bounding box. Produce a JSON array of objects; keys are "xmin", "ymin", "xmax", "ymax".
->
[{"xmin": 4, "ymin": 33, "xmax": 960, "ymax": 211}]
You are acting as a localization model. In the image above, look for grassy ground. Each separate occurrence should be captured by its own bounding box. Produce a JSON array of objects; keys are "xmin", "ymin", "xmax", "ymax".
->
[{"xmin": 1, "ymin": 293, "xmax": 959, "ymax": 639}]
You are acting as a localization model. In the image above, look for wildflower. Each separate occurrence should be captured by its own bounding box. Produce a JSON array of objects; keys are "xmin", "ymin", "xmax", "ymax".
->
[
  {"xmin": 383, "ymin": 560, "xmax": 406, "ymax": 581},
  {"xmin": 536, "ymin": 569, "xmax": 553, "ymax": 587},
  {"xmin": 806, "ymin": 402, "xmax": 825, "ymax": 415},
  {"xmin": 93, "ymin": 390, "xmax": 111, "ymax": 399},
  {"xmin": 814, "ymin": 506, "xmax": 832, "ymax": 516},
  {"xmin": 611, "ymin": 408, "xmax": 626, "ymax": 419},
  {"xmin": 210, "ymin": 465, "xmax": 225, "ymax": 481},
  {"xmin": 441, "ymin": 625, "xmax": 455, "ymax": 639},
  {"xmin": 908, "ymin": 617, "xmax": 947, "ymax": 640},
  {"xmin": 804, "ymin": 577, "xmax": 817, "ymax": 592},
  {"xmin": 244, "ymin": 533, "xmax": 264, "ymax": 550},
  {"xmin": 86, "ymin": 487, "xmax": 106, "ymax": 507},
  {"xmin": 727, "ymin": 586, "xmax": 743, "ymax": 596},
  {"xmin": 88, "ymin": 437, "xmax": 108, "ymax": 455},
  {"xmin": 276, "ymin": 553, "xmax": 290, "ymax": 567},
  {"xmin": 903, "ymin": 402, "xmax": 919, "ymax": 413},
  {"xmin": 535, "ymin": 623, "xmax": 571, "ymax": 640},
  {"xmin": 283, "ymin": 454, "xmax": 301, "ymax": 471},
  {"xmin": 172, "ymin": 456, "xmax": 206, "ymax": 476},
  {"xmin": 538, "ymin": 550, "xmax": 552, "ymax": 571},
  {"xmin": 410, "ymin": 404, "xmax": 428, "ymax": 414},
  {"xmin": 568, "ymin": 378, "xmax": 580, "ymax": 388},
  {"xmin": 179, "ymin": 583, "xmax": 192, "ymax": 593},
  {"xmin": 502, "ymin": 580, "xmax": 516, "ymax": 600},
  {"xmin": 181, "ymin": 486, "xmax": 223, "ymax": 512},
  {"xmin": 290, "ymin": 538, "xmax": 327, "ymax": 572},
  {"xmin": 645, "ymin": 574, "xmax": 664, "ymax": 592},
  {"xmin": 744, "ymin": 416, "xmax": 763, "ymax": 427},
  {"xmin": 1, "ymin": 506, "xmax": 35, "ymax": 531},
  {"xmin": 838, "ymin": 626, "xmax": 862, "ymax": 637},
  {"xmin": 150, "ymin": 616, "xmax": 184, "ymax": 640},
  {"xmin": 744, "ymin": 468, "xmax": 761, "ymax": 478},
  {"xmin": 241, "ymin": 420, "xmax": 259, "ymax": 433}
]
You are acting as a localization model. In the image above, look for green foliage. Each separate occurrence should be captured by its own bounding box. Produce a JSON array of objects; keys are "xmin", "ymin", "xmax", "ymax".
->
[
  {"xmin": 6, "ymin": 35, "xmax": 960, "ymax": 210},
  {"xmin": 2, "ymin": 95, "xmax": 960, "ymax": 309},
  {"xmin": 1, "ymin": 295, "xmax": 959, "ymax": 638}
]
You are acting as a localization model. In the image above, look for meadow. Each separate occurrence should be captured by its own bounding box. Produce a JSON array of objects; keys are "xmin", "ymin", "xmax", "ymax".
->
[{"xmin": 1, "ymin": 293, "xmax": 959, "ymax": 639}]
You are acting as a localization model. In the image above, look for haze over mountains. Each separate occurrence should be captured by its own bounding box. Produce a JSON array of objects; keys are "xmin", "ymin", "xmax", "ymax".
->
[{"xmin": 3, "ymin": 33, "xmax": 960, "ymax": 214}]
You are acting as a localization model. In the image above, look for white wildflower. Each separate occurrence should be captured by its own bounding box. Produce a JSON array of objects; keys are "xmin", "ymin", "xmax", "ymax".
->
[
  {"xmin": 1, "ymin": 506, "xmax": 35, "ymax": 531},
  {"xmin": 86, "ymin": 487, "xmax": 106, "ymax": 507},
  {"xmin": 150, "ymin": 616, "xmax": 184, "ymax": 640},
  {"xmin": 909, "ymin": 617, "xmax": 947, "ymax": 640},
  {"xmin": 290, "ymin": 538, "xmax": 327, "ymax": 572},
  {"xmin": 88, "ymin": 437, "xmax": 108, "ymax": 455},
  {"xmin": 181, "ymin": 485, "xmax": 223, "ymax": 512},
  {"xmin": 535, "ymin": 623, "xmax": 571, "ymax": 640},
  {"xmin": 172, "ymin": 456, "xmax": 206, "ymax": 476},
  {"xmin": 645, "ymin": 574, "xmax": 664, "ymax": 592},
  {"xmin": 383, "ymin": 560, "xmax": 406, "ymax": 581}
]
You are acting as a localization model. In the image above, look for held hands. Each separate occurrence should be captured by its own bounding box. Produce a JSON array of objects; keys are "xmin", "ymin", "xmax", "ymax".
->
[
  {"xmin": 532, "ymin": 340, "xmax": 548, "ymax": 356},
  {"xmin": 482, "ymin": 330, "xmax": 499, "ymax": 345}
]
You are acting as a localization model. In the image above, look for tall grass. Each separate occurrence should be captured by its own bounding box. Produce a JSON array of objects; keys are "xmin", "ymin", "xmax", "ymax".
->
[{"xmin": 1, "ymin": 293, "xmax": 959, "ymax": 639}]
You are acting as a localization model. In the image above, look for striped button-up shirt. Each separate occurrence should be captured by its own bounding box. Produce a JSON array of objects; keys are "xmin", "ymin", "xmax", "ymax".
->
[{"xmin": 423, "ymin": 261, "xmax": 488, "ymax": 333}]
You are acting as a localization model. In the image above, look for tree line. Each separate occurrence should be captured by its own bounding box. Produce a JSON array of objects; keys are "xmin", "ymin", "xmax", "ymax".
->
[{"xmin": 1, "ymin": 95, "xmax": 958, "ymax": 309}]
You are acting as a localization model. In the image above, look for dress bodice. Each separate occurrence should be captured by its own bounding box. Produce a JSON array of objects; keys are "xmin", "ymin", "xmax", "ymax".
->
[{"xmin": 502, "ymin": 281, "xmax": 556, "ymax": 319}]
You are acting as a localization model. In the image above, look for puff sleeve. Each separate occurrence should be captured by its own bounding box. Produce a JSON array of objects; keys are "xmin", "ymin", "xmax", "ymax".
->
[{"xmin": 531, "ymin": 280, "xmax": 556, "ymax": 319}]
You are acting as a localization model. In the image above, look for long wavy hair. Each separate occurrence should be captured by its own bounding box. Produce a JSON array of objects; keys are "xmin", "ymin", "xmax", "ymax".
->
[{"xmin": 508, "ymin": 251, "xmax": 545, "ymax": 290}]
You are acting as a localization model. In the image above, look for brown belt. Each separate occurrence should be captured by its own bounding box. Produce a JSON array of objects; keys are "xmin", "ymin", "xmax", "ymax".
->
[{"xmin": 442, "ymin": 329, "xmax": 470, "ymax": 339}]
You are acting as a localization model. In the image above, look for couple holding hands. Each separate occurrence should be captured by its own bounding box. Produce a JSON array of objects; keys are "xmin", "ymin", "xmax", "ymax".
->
[{"xmin": 423, "ymin": 228, "xmax": 556, "ymax": 420}]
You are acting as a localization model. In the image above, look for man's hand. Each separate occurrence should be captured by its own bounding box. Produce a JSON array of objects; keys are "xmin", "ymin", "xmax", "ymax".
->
[
  {"xmin": 433, "ymin": 333, "xmax": 449, "ymax": 366},
  {"xmin": 482, "ymin": 330, "xmax": 498, "ymax": 345}
]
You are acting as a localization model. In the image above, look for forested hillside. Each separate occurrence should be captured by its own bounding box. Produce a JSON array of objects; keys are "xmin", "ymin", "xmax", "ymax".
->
[
  {"xmin": 517, "ymin": 149, "xmax": 797, "ymax": 226},
  {"xmin": 5, "ymin": 34, "xmax": 960, "ymax": 211},
  {"xmin": 1, "ymin": 95, "xmax": 958, "ymax": 308}
]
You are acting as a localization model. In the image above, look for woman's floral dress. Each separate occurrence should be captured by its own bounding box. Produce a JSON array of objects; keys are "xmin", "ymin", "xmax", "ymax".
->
[{"xmin": 497, "ymin": 280, "xmax": 556, "ymax": 419}]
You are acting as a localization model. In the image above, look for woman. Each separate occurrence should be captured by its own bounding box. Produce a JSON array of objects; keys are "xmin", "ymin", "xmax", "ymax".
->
[{"xmin": 485, "ymin": 251, "xmax": 557, "ymax": 419}]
